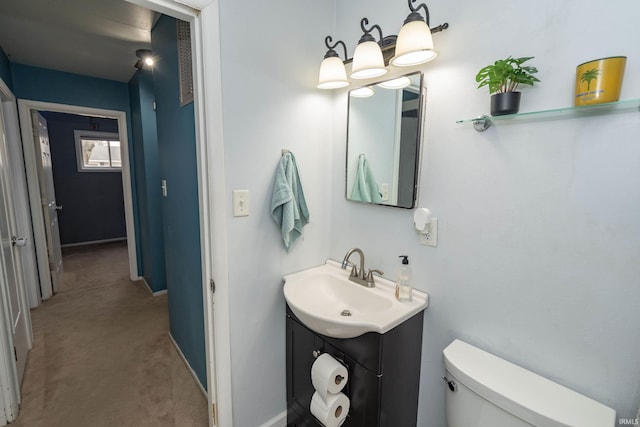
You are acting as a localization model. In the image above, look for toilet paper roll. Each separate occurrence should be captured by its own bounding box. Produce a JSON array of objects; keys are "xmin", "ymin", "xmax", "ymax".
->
[
  {"xmin": 310, "ymin": 391, "xmax": 350, "ymax": 427},
  {"xmin": 311, "ymin": 353, "xmax": 348, "ymax": 400}
]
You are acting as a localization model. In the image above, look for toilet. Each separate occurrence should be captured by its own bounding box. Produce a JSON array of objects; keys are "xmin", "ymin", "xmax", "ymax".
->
[{"xmin": 442, "ymin": 339, "xmax": 616, "ymax": 427}]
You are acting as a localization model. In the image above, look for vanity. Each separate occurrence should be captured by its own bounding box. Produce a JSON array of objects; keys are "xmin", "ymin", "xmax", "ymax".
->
[
  {"xmin": 284, "ymin": 261, "xmax": 429, "ymax": 426},
  {"xmin": 284, "ymin": 59, "xmax": 429, "ymax": 426}
]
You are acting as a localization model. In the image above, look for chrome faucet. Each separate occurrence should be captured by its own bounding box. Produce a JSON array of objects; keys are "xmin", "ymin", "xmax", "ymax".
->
[{"xmin": 341, "ymin": 248, "xmax": 383, "ymax": 288}]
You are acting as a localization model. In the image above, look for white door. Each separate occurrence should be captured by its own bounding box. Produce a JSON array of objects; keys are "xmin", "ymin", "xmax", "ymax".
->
[
  {"xmin": 1, "ymin": 95, "xmax": 40, "ymax": 309},
  {"xmin": 0, "ymin": 104, "xmax": 29, "ymax": 385},
  {"xmin": 31, "ymin": 111, "xmax": 63, "ymax": 292}
]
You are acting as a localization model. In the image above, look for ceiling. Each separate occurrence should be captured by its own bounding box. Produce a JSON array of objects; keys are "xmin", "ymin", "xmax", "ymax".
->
[{"xmin": 0, "ymin": 0, "xmax": 158, "ymax": 82}]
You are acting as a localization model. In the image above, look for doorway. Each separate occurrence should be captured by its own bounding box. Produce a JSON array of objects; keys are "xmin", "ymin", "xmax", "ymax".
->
[
  {"xmin": 38, "ymin": 112, "xmax": 128, "ymax": 251},
  {"xmin": 0, "ymin": 1, "xmax": 228, "ymax": 424},
  {"xmin": 18, "ymin": 100, "xmax": 139, "ymax": 304}
]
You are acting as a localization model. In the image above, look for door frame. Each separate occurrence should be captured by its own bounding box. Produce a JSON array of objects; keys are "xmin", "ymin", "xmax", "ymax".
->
[
  {"xmin": 18, "ymin": 100, "xmax": 140, "ymax": 300},
  {"xmin": 126, "ymin": 1, "xmax": 230, "ymax": 425}
]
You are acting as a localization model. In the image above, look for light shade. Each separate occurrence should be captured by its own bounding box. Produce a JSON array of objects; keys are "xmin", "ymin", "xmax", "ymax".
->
[
  {"xmin": 350, "ymin": 87, "xmax": 375, "ymax": 97},
  {"xmin": 391, "ymin": 20, "xmax": 437, "ymax": 67},
  {"xmin": 318, "ymin": 56, "xmax": 349, "ymax": 89},
  {"xmin": 351, "ymin": 41, "xmax": 388, "ymax": 79},
  {"xmin": 378, "ymin": 76, "xmax": 411, "ymax": 89}
]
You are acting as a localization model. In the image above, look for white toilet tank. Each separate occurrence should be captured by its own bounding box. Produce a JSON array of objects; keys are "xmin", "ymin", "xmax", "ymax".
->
[{"xmin": 442, "ymin": 339, "xmax": 615, "ymax": 427}]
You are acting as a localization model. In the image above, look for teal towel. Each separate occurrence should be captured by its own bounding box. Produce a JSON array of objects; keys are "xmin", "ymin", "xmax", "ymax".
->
[
  {"xmin": 271, "ymin": 152, "xmax": 309, "ymax": 250},
  {"xmin": 350, "ymin": 154, "xmax": 382, "ymax": 204}
]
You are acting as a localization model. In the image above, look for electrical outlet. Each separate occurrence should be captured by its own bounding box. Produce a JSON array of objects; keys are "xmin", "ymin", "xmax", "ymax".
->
[
  {"xmin": 419, "ymin": 218, "xmax": 438, "ymax": 247},
  {"xmin": 380, "ymin": 183, "xmax": 389, "ymax": 201},
  {"xmin": 233, "ymin": 190, "xmax": 249, "ymax": 217}
]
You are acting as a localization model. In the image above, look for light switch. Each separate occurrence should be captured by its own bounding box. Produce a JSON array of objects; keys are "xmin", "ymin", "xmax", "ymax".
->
[
  {"xmin": 233, "ymin": 190, "xmax": 249, "ymax": 217},
  {"xmin": 161, "ymin": 179, "xmax": 167, "ymax": 197}
]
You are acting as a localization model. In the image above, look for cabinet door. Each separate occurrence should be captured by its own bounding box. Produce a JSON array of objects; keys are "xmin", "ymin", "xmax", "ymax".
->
[
  {"xmin": 322, "ymin": 341, "xmax": 379, "ymax": 427},
  {"xmin": 287, "ymin": 315, "xmax": 325, "ymax": 425}
]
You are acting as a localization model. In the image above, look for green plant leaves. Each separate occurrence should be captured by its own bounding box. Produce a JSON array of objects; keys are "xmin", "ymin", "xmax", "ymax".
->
[{"xmin": 475, "ymin": 56, "xmax": 541, "ymax": 94}]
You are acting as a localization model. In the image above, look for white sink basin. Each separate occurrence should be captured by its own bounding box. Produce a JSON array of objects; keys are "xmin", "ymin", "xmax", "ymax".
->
[{"xmin": 283, "ymin": 260, "xmax": 429, "ymax": 339}]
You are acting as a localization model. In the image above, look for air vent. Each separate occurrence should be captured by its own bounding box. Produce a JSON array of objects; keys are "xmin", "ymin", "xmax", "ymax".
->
[{"xmin": 177, "ymin": 19, "xmax": 194, "ymax": 106}]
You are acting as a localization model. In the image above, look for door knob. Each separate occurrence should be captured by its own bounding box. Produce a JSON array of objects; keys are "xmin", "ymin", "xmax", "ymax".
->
[{"xmin": 11, "ymin": 236, "xmax": 27, "ymax": 247}]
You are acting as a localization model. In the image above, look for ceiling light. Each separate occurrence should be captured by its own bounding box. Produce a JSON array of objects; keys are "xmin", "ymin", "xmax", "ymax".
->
[
  {"xmin": 134, "ymin": 49, "xmax": 154, "ymax": 70},
  {"xmin": 378, "ymin": 76, "xmax": 412, "ymax": 89}
]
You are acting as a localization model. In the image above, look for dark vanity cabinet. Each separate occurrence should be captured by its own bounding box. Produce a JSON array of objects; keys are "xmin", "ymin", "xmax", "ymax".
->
[{"xmin": 286, "ymin": 305, "xmax": 424, "ymax": 426}]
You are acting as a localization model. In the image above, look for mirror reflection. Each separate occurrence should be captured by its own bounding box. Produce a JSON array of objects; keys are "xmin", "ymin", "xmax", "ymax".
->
[{"xmin": 345, "ymin": 72, "xmax": 423, "ymax": 209}]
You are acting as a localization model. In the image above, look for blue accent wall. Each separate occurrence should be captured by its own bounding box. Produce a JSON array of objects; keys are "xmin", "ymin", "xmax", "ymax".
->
[
  {"xmin": 41, "ymin": 112, "xmax": 125, "ymax": 245},
  {"xmin": 10, "ymin": 63, "xmax": 142, "ymax": 275},
  {"xmin": 152, "ymin": 16, "xmax": 206, "ymax": 386},
  {"xmin": 0, "ymin": 46, "xmax": 12, "ymax": 90},
  {"xmin": 10, "ymin": 63, "xmax": 131, "ymax": 112},
  {"xmin": 129, "ymin": 70, "xmax": 166, "ymax": 293}
]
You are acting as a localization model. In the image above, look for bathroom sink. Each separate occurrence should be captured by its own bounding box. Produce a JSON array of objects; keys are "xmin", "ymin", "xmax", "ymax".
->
[{"xmin": 283, "ymin": 260, "xmax": 428, "ymax": 339}]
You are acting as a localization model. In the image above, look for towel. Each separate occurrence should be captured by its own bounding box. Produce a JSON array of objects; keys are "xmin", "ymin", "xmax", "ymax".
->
[
  {"xmin": 271, "ymin": 152, "xmax": 309, "ymax": 250},
  {"xmin": 350, "ymin": 154, "xmax": 382, "ymax": 204}
]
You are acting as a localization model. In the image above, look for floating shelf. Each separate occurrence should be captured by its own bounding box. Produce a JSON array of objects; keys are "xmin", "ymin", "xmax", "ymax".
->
[{"xmin": 456, "ymin": 98, "xmax": 640, "ymax": 132}]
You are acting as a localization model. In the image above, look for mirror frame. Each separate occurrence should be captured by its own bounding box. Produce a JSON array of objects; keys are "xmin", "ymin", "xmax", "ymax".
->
[{"xmin": 344, "ymin": 72, "xmax": 425, "ymax": 209}]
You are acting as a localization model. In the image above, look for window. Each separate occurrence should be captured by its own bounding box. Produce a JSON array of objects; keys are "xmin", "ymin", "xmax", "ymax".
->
[{"xmin": 74, "ymin": 131, "xmax": 121, "ymax": 172}]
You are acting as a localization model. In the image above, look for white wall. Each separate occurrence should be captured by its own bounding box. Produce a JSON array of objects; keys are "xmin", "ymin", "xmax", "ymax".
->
[
  {"xmin": 331, "ymin": 0, "xmax": 640, "ymax": 425},
  {"xmin": 215, "ymin": 0, "xmax": 335, "ymax": 425}
]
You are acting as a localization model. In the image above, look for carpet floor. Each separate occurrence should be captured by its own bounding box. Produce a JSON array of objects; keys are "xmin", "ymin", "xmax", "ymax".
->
[{"xmin": 12, "ymin": 242, "xmax": 208, "ymax": 427}]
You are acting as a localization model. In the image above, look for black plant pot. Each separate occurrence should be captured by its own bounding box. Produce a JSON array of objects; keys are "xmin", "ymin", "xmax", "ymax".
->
[{"xmin": 491, "ymin": 92, "xmax": 521, "ymax": 116}]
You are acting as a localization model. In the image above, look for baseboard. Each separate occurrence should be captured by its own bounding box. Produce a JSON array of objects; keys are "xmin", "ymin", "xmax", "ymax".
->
[
  {"xmin": 141, "ymin": 278, "xmax": 168, "ymax": 296},
  {"xmin": 168, "ymin": 333, "xmax": 207, "ymax": 398},
  {"xmin": 61, "ymin": 237, "xmax": 126, "ymax": 248},
  {"xmin": 259, "ymin": 410, "xmax": 287, "ymax": 427}
]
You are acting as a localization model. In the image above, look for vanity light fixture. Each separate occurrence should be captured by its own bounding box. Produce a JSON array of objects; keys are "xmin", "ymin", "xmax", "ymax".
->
[
  {"xmin": 391, "ymin": 0, "xmax": 448, "ymax": 66},
  {"xmin": 349, "ymin": 86, "xmax": 375, "ymax": 98},
  {"xmin": 134, "ymin": 49, "xmax": 154, "ymax": 70},
  {"xmin": 351, "ymin": 18, "xmax": 388, "ymax": 80},
  {"xmin": 316, "ymin": 1, "xmax": 448, "ymax": 90},
  {"xmin": 318, "ymin": 37, "xmax": 350, "ymax": 89},
  {"xmin": 377, "ymin": 76, "xmax": 411, "ymax": 89}
]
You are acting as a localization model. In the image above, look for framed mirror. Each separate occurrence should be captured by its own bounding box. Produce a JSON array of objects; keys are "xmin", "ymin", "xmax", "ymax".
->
[{"xmin": 345, "ymin": 72, "xmax": 424, "ymax": 209}]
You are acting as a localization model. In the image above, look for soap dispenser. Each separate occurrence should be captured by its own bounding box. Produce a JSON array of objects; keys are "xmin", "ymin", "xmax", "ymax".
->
[{"xmin": 395, "ymin": 255, "xmax": 413, "ymax": 302}]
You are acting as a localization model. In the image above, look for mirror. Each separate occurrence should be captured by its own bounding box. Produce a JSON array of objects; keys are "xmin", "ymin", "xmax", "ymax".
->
[{"xmin": 345, "ymin": 72, "xmax": 424, "ymax": 209}]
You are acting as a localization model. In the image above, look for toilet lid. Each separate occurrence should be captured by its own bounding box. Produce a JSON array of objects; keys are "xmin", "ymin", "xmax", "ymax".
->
[{"xmin": 443, "ymin": 340, "xmax": 616, "ymax": 427}]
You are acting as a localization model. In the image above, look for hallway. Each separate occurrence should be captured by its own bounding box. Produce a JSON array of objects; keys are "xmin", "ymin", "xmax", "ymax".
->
[{"xmin": 13, "ymin": 242, "xmax": 208, "ymax": 426}]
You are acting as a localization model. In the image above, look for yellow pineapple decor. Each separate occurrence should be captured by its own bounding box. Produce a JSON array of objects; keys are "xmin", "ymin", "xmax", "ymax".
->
[{"xmin": 575, "ymin": 56, "xmax": 626, "ymax": 106}]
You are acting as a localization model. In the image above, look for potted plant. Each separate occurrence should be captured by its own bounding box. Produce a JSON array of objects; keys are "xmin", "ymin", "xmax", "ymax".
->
[{"xmin": 475, "ymin": 56, "xmax": 540, "ymax": 116}]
